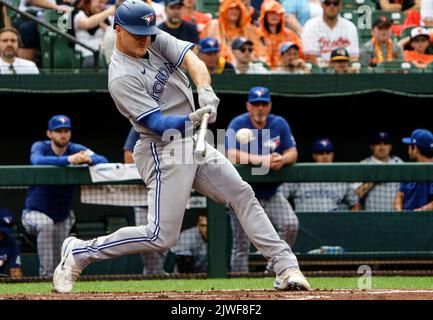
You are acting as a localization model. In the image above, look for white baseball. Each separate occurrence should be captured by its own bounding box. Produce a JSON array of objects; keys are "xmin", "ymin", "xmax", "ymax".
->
[{"xmin": 236, "ymin": 128, "xmax": 254, "ymax": 144}]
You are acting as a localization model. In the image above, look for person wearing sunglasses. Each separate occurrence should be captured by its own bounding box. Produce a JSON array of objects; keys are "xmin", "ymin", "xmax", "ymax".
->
[
  {"xmin": 301, "ymin": 0, "xmax": 359, "ymax": 67},
  {"xmin": 280, "ymin": 138, "xmax": 361, "ymax": 213},
  {"xmin": 231, "ymin": 36, "xmax": 270, "ymax": 74}
]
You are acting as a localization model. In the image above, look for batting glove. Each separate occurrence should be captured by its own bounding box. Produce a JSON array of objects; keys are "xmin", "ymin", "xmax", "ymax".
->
[
  {"xmin": 189, "ymin": 105, "xmax": 215, "ymax": 125},
  {"xmin": 197, "ymin": 84, "xmax": 219, "ymax": 123}
]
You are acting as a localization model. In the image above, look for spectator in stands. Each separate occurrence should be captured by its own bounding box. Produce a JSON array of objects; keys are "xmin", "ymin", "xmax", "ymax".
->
[
  {"xmin": 258, "ymin": 0, "xmax": 303, "ymax": 69},
  {"xmin": 281, "ymin": 138, "xmax": 361, "ymax": 212},
  {"xmin": 158, "ymin": 0, "xmax": 199, "ymax": 43},
  {"xmin": 360, "ymin": 16, "xmax": 404, "ymax": 67},
  {"xmin": 353, "ymin": 132, "xmax": 403, "ymax": 211},
  {"xmin": 272, "ymin": 41, "xmax": 310, "ymax": 74},
  {"xmin": 21, "ymin": 115, "xmax": 108, "ymax": 277},
  {"xmin": 231, "ymin": 37, "xmax": 270, "ymax": 74},
  {"xmin": 0, "ymin": 27, "xmax": 39, "ymax": 74},
  {"xmin": 101, "ymin": 0, "xmax": 125, "ymax": 65},
  {"xmin": 225, "ymin": 86, "xmax": 299, "ymax": 273},
  {"xmin": 394, "ymin": 129, "xmax": 433, "ymax": 211},
  {"xmin": 72, "ymin": 0, "xmax": 115, "ymax": 67},
  {"xmin": 182, "ymin": 0, "xmax": 212, "ymax": 36},
  {"xmin": 170, "ymin": 211, "xmax": 208, "ymax": 273},
  {"xmin": 0, "ymin": 208, "xmax": 23, "ymax": 279},
  {"xmin": 301, "ymin": 0, "xmax": 359, "ymax": 67},
  {"xmin": 421, "ymin": 0, "xmax": 433, "ymax": 26},
  {"xmin": 197, "ymin": 37, "xmax": 235, "ymax": 74},
  {"xmin": 123, "ymin": 127, "xmax": 167, "ymax": 275},
  {"xmin": 201, "ymin": 0, "xmax": 266, "ymax": 64},
  {"xmin": 403, "ymin": 27, "xmax": 433, "ymax": 68},
  {"xmin": 329, "ymin": 47, "xmax": 359, "ymax": 73},
  {"xmin": 14, "ymin": 0, "xmax": 70, "ymax": 62},
  {"xmin": 282, "ymin": 0, "xmax": 323, "ymax": 36},
  {"xmin": 377, "ymin": 0, "xmax": 418, "ymax": 12}
]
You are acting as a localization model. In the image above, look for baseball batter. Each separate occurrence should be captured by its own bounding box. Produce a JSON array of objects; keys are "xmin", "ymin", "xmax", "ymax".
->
[{"xmin": 53, "ymin": 0, "xmax": 309, "ymax": 293}]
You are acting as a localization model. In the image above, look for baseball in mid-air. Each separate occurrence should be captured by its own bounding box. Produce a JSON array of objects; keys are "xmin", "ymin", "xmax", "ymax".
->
[{"xmin": 236, "ymin": 128, "xmax": 254, "ymax": 144}]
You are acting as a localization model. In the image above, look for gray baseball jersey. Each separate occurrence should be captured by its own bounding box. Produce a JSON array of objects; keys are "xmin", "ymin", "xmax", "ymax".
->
[
  {"xmin": 280, "ymin": 182, "xmax": 359, "ymax": 212},
  {"xmin": 352, "ymin": 155, "xmax": 403, "ymax": 211},
  {"xmin": 68, "ymin": 30, "xmax": 299, "ymax": 276},
  {"xmin": 108, "ymin": 30, "xmax": 195, "ymax": 140}
]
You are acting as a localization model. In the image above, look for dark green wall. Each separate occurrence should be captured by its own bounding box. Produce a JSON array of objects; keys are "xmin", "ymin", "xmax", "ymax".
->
[{"xmin": 0, "ymin": 92, "xmax": 430, "ymax": 165}]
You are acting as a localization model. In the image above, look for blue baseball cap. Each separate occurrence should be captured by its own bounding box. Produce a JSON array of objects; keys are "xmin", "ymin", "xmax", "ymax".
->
[
  {"xmin": 248, "ymin": 86, "xmax": 271, "ymax": 103},
  {"xmin": 48, "ymin": 115, "xmax": 72, "ymax": 131},
  {"xmin": 0, "ymin": 208, "xmax": 14, "ymax": 237},
  {"xmin": 371, "ymin": 131, "xmax": 392, "ymax": 145},
  {"xmin": 312, "ymin": 138, "xmax": 334, "ymax": 153},
  {"xmin": 198, "ymin": 37, "xmax": 220, "ymax": 53},
  {"xmin": 402, "ymin": 129, "xmax": 433, "ymax": 150},
  {"xmin": 231, "ymin": 37, "xmax": 253, "ymax": 50}
]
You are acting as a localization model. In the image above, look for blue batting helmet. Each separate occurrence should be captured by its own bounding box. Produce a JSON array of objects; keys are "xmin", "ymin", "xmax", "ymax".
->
[{"xmin": 114, "ymin": 0, "xmax": 160, "ymax": 36}]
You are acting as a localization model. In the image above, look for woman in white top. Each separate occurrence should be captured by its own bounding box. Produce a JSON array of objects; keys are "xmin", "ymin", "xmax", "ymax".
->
[
  {"xmin": 72, "ymin": 0, "xmax": 115, "ymax": 67},
  {"xmin": 421, "ymin": 0, "xmax": 433, "ymax": 27}
]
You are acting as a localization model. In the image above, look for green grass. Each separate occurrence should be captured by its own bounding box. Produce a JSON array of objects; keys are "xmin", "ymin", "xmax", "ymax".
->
[{"xmin": 1, "ymin": 277, "xmax": 433, "ymax": 294}]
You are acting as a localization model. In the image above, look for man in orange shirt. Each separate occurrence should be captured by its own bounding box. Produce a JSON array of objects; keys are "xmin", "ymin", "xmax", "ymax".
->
[{"xmin": 404, "ymin": 27, "xmax": 433, "ymax": 68}]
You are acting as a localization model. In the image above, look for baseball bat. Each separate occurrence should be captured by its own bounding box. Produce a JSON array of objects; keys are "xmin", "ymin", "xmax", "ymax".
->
[{"xmin": 194, "ymin": 112, "xmax": 210, "ymax": 158}]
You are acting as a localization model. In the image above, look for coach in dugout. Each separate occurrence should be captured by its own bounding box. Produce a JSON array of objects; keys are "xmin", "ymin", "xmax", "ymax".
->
[{"xmin": 21, "ymin": 115, "xmax": 108, "ymax": 277}]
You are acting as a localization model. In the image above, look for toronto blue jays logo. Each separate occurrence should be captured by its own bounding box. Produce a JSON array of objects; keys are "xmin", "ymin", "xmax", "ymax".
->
[
  {"xmin": 141, "ymin": 13, "xmax": 155, "ymax": 26},
  {"xmin": 319, "ymin": 139, "xmax": 331, "ymax": 148},
  {"xmin": 253, "ymin": 88, "xmax": 266, "ymax": 97},
  {"xmin": 58, "ymin": 117, "xmax": 66, "ymax": 123}
]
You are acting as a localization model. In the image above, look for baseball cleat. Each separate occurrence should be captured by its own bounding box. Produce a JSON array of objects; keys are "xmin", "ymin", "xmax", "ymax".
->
[
  {"xmin": 274, "ymin": 267, "xmax": 310, "ymax": 291},
  {"xmin": 53, "ymin": 236, "xmax": 83, "ymax": 293}
]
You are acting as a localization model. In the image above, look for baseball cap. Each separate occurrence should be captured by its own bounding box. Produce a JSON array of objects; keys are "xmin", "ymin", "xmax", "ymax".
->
[
  {"xmin": 0, "ymin": 208, "xmax": 14, "ymax": 237},
  {"xmin": 165, "ymin": 0, "xmax": 184, "ymax": 6},
  {"xmin": 371, "ymin": 131, "xmax": 392, "ymax": 145},
  {"xmin": 312, "ymin": 138, "xmax": 334, "ymax": 153},
  {"xmin": 231, "ymin": 37, "xmax": 253, "ymax": 50},
  {"xmin": 48, "ymin": 115, "xmax": 72, "ymax": 131},
  {"xmin": 330, "ymin": 47, "xmax": 350, "ymax": 62},
  {"xmin": 198, "ymin": 37, "xmax": 220, "ymax": 53},
  {"xmin": 373, "ymin": 16, "xmax": 392, "ymax": 29},
  {"xmin": 280, "ymin": 42, "xmax": 299, "ymax": 55},
  {"xmin": 248, "ymin": 86, "xmax": 271, "ymax": 103},
  {"xmin": 410, "ymin": 27, "xmax": 430, "ymax": 41},
  {"xmin": 402, "ymin": 129, "xmax": 433, "ymax": 150}
]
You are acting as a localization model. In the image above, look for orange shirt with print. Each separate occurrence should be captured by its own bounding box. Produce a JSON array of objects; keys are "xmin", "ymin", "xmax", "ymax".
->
[{"xmin": 404, "ymin": 50, "xmax": 433, "ymax": 64}]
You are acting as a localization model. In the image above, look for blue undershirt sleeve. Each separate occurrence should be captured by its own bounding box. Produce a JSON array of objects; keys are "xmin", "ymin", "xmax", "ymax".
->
[{"xmin": 137, "ymin": 109, "xmax": 190, "ymax": 136}]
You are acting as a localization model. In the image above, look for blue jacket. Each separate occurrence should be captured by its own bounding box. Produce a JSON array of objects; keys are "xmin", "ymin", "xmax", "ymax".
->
[{"xmin": 24, "ymin": 140, "xmax": 108, "ymax": 222}]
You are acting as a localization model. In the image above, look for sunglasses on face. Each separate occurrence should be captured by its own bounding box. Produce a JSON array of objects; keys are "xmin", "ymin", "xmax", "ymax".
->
[
  {"xmin": 323, "ymin": 0, "xmax": 340, "ymax": 6},
  {"xmin": 239, "ymin": 47, "xmax": 253, "ymax": 53}
]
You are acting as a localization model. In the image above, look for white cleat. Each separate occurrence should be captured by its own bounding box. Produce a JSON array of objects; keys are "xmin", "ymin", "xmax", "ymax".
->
[
  {"xmin": 274, "ymin": 267, "xmax": 310, "ymax": 291},
  {"xmin": 53, "ymin": 236, "xmax": 83, "ymax": 293}
]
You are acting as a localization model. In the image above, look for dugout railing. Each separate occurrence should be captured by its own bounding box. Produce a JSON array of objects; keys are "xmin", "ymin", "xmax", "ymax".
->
[{"xmin": 2, "ymin": 164, "xmax": 433, "ymax": 279}]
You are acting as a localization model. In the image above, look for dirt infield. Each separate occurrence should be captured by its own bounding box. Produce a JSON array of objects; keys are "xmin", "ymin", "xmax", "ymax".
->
[{"xmin": 2, "ymin": 289, "xmax": 433, "ymax": 300}]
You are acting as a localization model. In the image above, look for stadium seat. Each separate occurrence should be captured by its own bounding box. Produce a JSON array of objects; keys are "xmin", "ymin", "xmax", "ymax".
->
[
  {"xmin": 38, "ymin": 11, "xmax": 83, "ymax": 69},
  {"xmin": 373, "ymin": 10, "xmax": 406, "ymax": 26},
  {"xmin": 340, "ymin": 9, "xmax": 359, "ymax": 25},
  {"xmin": 426, "ymin": 61, "xmax": 433, "ymax": 73},
  {"xmin": 375, "ymin": 60, "xmax": 423, "ymax": 73},
  {"xmin": 400, "ymin": 26, "xmax": 416, "ymax": 40},
  {"xmin": 200, "ymin": 0, "xmax": 219, "ymax": 17},
  {"xmin": 343, "ymin": 0, "xmax": 376, "ymax": 9}
]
